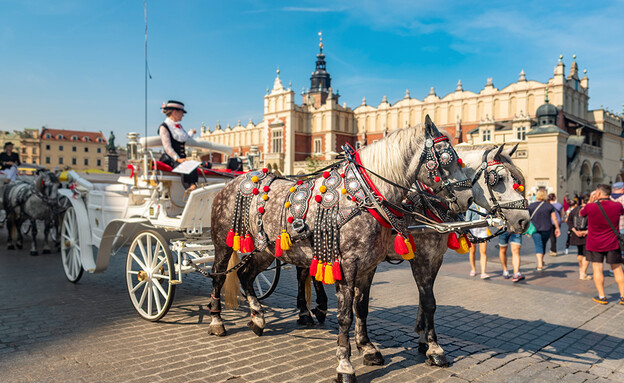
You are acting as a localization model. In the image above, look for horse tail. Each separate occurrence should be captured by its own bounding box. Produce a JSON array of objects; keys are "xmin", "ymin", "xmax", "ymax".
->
[
  {"xmin": 305, "ymin": 274, "xmax": 312, "ymax": 310},
  {"xmin": 223, "ymin": 251, "xmax": 241, "ymax": 309}
]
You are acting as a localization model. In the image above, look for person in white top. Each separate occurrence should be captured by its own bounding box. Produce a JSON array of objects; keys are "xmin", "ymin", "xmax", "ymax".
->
[{"xmin": 158, "ymin": 100, "xmax": 198, "ymax": 189}]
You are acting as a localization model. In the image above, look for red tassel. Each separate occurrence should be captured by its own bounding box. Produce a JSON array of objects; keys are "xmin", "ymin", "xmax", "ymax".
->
[
  {"xmin": 226, "ymin": 229, "xmax": 235, "ymax": 248},
  {"xmin": 310, "ymin": 256, "xmax": 319, "ymax": 276},
  {"xmin": 394, "ymin": 234, "xmax": 409, "ymax": 255},
  {"xmin": 408, "ymin": 235, "xmax": 416, "ymax": 254},
  {"xmin": 463, "ymin": 234, "xmax": 472, "ymax": 248},
  {"xmin": 274, "ymin": 237, "xmax": 282, "ymax": 257},
  {"xmin": 332, "ymin": 260, "xmax": 342, "ymax": 281},
  {"xmin": 447, "ymin": 233, "xmax": 460, "ymax": 250},
  {"xmin": 245, "ymin": 234, "xmax": 255, "ymax": 253}
]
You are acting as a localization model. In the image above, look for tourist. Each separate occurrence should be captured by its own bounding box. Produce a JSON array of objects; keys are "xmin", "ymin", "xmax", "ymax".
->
[
  {"xmin": 548, "ymin": 193, "xmax": 564, "ymax": 256},
  {"xmin": 498, "ymin": 231, "xmax": 524, "ymax": 282},
  {"xmin": 610, "ymin": 181, "xmax": 624, "ymax": 277},
  {"xmin": 0, "ymin": 142, "xmax": 20, "ymax": 183},
  {"xmin": 466, "ymin": 204, "xmax": 490, "ymax": 279},
  {"xmin": 568, "ymin": 194, "xmax": 591, "ymax": 280},
  {"xmin": 158, "ymin": 100, "xmax": 198, "ymax": 189},
  {"xmin": 580, "ymin": 184, "xmax": 624, "ymax": 305},
  {"xmin": 529, "ymin": 190, "xmax": 561, "ymax": 271}
]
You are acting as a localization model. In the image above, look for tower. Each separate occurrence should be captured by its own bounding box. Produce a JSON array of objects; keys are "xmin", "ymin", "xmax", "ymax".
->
[{"xmin": 305, "ymin": 32, "xmax": 338, "ymax": 108}]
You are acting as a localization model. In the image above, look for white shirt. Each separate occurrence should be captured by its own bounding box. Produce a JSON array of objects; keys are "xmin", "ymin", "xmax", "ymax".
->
[{"xmin": 159, "ymin": 117, "xmax": 195, "ymax": 161}]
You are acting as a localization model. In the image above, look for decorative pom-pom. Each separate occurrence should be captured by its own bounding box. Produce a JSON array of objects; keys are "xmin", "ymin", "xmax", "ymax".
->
[
  {"xmin": 319, "ymin": 185, "xmax": 327, "ymax": 193},
  {"xmin": 315, "ymin": 195, "xmax": 322, "ymax": 203},
  {"xmin": 315, "ymin": 262, "xmax": 324, "ymax": 281},
  {"xmin": 332, "ymin": 260, "xmax": 342, "ymax": 281},
  {"xmin": 274, "ymin": 237, "xmax": 282, "ymax": 257},
  {"xmin": 252, "ymin": 188, "xmax": 259, "ymax": 195},
  {"xmin": 287, "ymin": 216, "xmax": 294, "ymax": 224},
  {"xmin": 341, "ymin": 173, "xmax": 345, "ymax": 178},
  {"xmin": 518, "ymin": 185, "xmax": 525, "ymax": 192},
  {"xmin": 310, "ymin": 257, "xmax": 319, "ymax": 276},
  {"xmin": 244, "ymin": 234, "xmax": 255, "ymax": 253},
  {"xmin": 457, "ymin": 158, "xmax": 463, "ymax": 166},
  {"xmin": 233, "ymin": 234, "xmax": 241, "ymax": 252},
  {"xmin": 289, "ymin": 186, "xmax": 296, "ymax": 192},
  {"xmin": 513, "ymin": 183, "xmax": 519, "ymax": 190},
  {"xmin": 285, "ymin": 201, "xmax": 291, "ymax": 208},
  {"xmin": 402, "ymin": 238, "xmax": 415, "ymax": 260},
  {"xmin": 258, "ymin": 207, "xmax": 265, "ymax": 214},
  {"xmin": 262, "ymin": 168, "xmax": 268, "ymax": 173},
  {"xmin": 226, "ymin": 229, "xmax": 235, "ymax": 247},
  {"xmin": 322, "ymin": 171, "xmax": 330, "ymax": 178},
  {"xmin": 456, "ymin": 235, "xmax": 470, "ymax": 254},
  {"xmin": 297, "ymin": 180, "xmax": 303, "ymax": 185},
  {"xmin": 262, "ymin": 194, "xmax": 269, "ymax": 201},
  {"xmin": 447, "ymin": 233, "xmax": 460, "ymax": 250},
  {"xmin": 394, "ymin": 234, "xmax": 409, "ymax": 255},
  {"xmin": 434, "ymin": 176, "xmax": 441, "ymax": 183},
  {"xmin": 461, "ymin": 162, "xmax": 466, "ymax": 168},
  {"xmin": 323, "ymin": 264, "xmax": 335, "ymax": 284},
  {"xmin": 341, "ymin": 188, "xmax": 347, "ymax": 194},
  {"xmin": 264, "ymin": 185, "xmax": 270, "ymax": 192},
  {"xmin": 251, "ymin": 176, "xmax": 259, "ymax": 183},
  {"xmin": 280, "ymin": 230, "xmax": 292, "ymax": 250},
  {"xmin": 352, "ymin": 197, "xmax": 357, "ymax": 202}
]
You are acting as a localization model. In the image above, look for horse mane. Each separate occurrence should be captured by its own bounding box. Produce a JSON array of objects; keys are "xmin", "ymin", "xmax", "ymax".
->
[{"xmin": 358, "ymin": 124, "xmax": 424, "ymax": 192}]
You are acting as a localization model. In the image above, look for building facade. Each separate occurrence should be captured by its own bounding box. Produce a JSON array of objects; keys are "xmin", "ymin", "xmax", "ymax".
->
[
  {"xmin": 40, "ymin": 128, "xmax": 107, "ymax": 171},
  {"xmin": 202, "ymin": 43, "xmax": 624, "ymax": 196}
]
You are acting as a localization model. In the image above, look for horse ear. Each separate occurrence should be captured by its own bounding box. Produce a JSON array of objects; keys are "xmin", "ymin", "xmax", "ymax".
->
[
  {"xmin": 493, "ymin": 143, "xmax": 506, "ymax": 160},
  {"xmin": 507, "ymin": 142, "xmax": 519, "ymax": 157},
  {"xmin": 424, "ymin": 115, "xmax": 438, "ymax": 136}
]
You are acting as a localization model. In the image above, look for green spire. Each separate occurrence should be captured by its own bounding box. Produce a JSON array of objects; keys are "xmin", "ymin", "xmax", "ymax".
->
[{"xmin": 545, "ymin": 87, "xmax": 549, "ymax": 103}]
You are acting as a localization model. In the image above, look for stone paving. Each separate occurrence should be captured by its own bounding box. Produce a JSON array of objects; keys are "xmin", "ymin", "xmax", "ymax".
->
[{"xmin": 1, "ymin": 225, "xmax": 624, "ymax": 382}]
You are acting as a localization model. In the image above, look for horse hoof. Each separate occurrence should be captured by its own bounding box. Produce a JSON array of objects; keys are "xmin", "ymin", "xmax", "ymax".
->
[
  {"xmin": 209, "ymin": 324, "xmax": 227, "ymax": 337},
  {"xmin": 297, "ymin": 314, "xmax": 315, "ymax": 326},
  {"xmin": 43, "ymin": 249, "xmax": 51, "ymax": 254},
  {"xmin": 363, "ymin": 351, "xmax": 385, "ymax": 366},
  {"xmin": 248, "ymin": 321, "xmax": 264, "ymax": 336},
  {"xmin": 7, "ymin": 245, "xmax": 14, "ymax": 250},
  {"xmin": 30, "ymin": 251, "xmax": 38, "ymax": 256},
  {"xmin": 311, "ymin": 307, "xmax": 327, "ymax": 323},
  {"xmin": 418, "ymin": 343, "xmax": 428, "ymax": 354},
  {"xmin": 426, "ymin": 353, "xmax": 449, "ymax": 367},
  {"xmin": 334, "ymin": 373, "xmax": 357, "ymax": 383}
]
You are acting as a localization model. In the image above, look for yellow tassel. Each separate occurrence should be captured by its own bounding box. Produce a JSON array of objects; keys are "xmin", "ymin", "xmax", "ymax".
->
[
  {"xmin": 324, "ymin": 264, "xmax": 335, "ymax": 284},
  {"xmin": 486, "ymin": 228, "xmax": 492, "ymax": 236},
  {"xmin": 315, "ymin": 262, "xmax": 324, "ymax": 281},
  {"xmin": 232, "ymin": 234, "xmax": 241, "ymax": 252},
  {"xmin": 402, "ymin": 238, "xmax": 415, "ymax": 260},
  {"xmin": 280, "ymin": 230, "xmax": 292, "ymax": 250},
  {"xmin": 518, "ymin": 185, "xmax": 525, "ymax": 192},
  {"xmin": 456, "ymin": 236, "xmax": 470, "ymax": 254}
]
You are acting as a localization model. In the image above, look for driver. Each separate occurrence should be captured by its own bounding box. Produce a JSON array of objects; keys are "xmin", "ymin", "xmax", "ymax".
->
[
  {"xmin": 158, "ymin": 100, "xmax": 198, "ymax": 190},
  {"xmin": 0, "ymin": 142, "xmax": 20, "ymax": 183}
]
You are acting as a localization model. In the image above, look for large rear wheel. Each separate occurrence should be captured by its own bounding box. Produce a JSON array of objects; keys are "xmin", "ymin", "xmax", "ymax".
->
[
  {"xmin": 61, "ymin": 207, "xmax": 83, "ymax": 283},
  {"xmin": 126, "ymin": 230, "xmax": 176, "ymax": 321}
]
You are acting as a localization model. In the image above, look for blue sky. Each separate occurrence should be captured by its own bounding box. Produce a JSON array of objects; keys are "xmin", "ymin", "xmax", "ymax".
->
[{"xmin": 1, "ymin": 0, "xmax": 623, "ymax": 143}]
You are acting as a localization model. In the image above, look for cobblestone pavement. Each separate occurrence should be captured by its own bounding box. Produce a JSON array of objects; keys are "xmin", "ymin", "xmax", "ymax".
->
[{"xmin": 1, "ymin": 225, "xmax": 624, "ymax": 382}]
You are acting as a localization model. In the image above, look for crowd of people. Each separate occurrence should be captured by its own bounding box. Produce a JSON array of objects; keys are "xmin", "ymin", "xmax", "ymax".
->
[{"xmin": 468, "ymin": 185, "xmax": 624, "ymax": 305}]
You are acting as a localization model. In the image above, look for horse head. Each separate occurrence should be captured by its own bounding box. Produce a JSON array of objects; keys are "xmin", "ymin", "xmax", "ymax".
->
[
  {"xmin": 457, "ymin": 144, "xmax": 530, "ymax": 234},
  {"xmin": 34, "ymin": 170, "xmax": 62, "ymax": 209}
]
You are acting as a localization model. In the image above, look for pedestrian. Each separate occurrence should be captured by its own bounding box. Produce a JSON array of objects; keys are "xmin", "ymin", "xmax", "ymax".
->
[
  {"xmin": 564, "ymin": 199, "xmax": 578, "ymax": 255},
  {"xmin": 158, "ymin": 100, "xmax": 198, "ymax": 190},
  {"xmin": 568, "ymin": 194, "xmax": 591, "ymax": 280},
  {"xmin": 466, "ymin": 203, "xmax": 490, "ymax": 279},
  {"xmin": 498, "ymin": 231, "xmax": 525, "ymax": 282},
  {"xmin": 0, "ymin": 142, "xmax": 20, "ymax": 183},
  {"xmin": 609, "ymin": 181, "xmax": 624, "ymax": 277},
  {"xmin": 580, "ymin": 184, "xmax": 624, "ymax": 305},
  {"xmin": 529, "ymin": 190, "xmax": 561, "ymax": 271},
  {"xmin": 548, "ymin": 193, "xmax": 564, "ymax": 256}
]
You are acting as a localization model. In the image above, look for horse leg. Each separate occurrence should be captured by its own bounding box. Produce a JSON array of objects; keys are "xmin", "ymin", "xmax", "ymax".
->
[
  {"xmin": 353, "ymin": 268, "xmax": 384, "ymax": 366},
  {"xmin": 335, "ymin": 277, "xmax": 357, "ymax": 382},
  {"xmin": 15, "ymin": 217, "xmax": 23, "ymax": 250},
  {"xmin": 239, "ymin": 259, "xmax": 272, "ymax": 336},
  {"xmin": 42, "ymin": 220, "xmax": 52, "ymax": 254},
  {"xmin": 6, "ymin": 214, "xmax": 14, "ymax": 250},
  {"xmin": 30, "ymin": 219, "xmax": 38, "ymax": 256},
  {"xmin": 296, "ymin": 266, "xmax": 315, "ymax": 325},
  {"xmin": 311, "ymin": 277, "xmax": 328, "ymax": 324},
  {"xmin": 208, "ymin": 244, "xmax": 232, "ymax": 337},
  {"xmin": 410, "ymin": 249, "xmax": 448, "ymax": 367}
]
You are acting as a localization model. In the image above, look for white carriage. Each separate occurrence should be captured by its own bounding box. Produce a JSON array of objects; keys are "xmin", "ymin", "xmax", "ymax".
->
[{"xmin": 59, "ymin": 134, "xmax": 280, "ymax": 321}]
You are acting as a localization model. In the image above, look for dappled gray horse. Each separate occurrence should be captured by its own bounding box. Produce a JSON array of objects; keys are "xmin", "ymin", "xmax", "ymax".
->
[
  {"xmin": 209, "ymin": 116, "xmax": 474, "ymax": 382},
  {"xmin": 4, "ymin": 170, "xmax": 62, "ymax": 255},
  {"xmin": 297, "ymin": 143, "xmax": 530, "ymax": 369}
]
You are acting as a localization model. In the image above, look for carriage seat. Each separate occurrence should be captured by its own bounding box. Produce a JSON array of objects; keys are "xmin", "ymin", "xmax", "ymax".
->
[{"xmin": 153, "ymin": 161, "xmax": 245, "ymax": 177}]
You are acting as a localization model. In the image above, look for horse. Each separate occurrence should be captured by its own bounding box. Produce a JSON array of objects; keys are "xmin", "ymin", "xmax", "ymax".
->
[
  {"xmin": 4, "ymin": 170, "xmax": 63, "ymax": 255},
  {"xmin": 208, "ymin": 116, "xmax": 474, "ymax": 382},
  {"xmin": 295, "ymin": 142, "xmax": 530, "ymax": 369}
]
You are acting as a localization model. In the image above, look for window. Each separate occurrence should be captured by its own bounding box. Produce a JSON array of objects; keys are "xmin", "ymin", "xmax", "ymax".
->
[
  {"xmin": 72, "ymin": 146, "xmax": 76, "ymax": 152},
  {"xmin": 45, "ymin": 133, "xmax": 51, "ymax": 139},
  {"xmin": 83, "ymin": 136, "xmax": 90, "ymax": 142},
  {"xmin": 481, "ymin": 128, "xmax": 492, "ymax": 142},
  {"xmin": 84, "ymin": 158, "xmax": 89, "ymax": 166},
  {"xmin": 84, "ymin": 147, "xmax": 89, "ymax": 152},
  {"xmin": 33, "ymin": 159, "xmax": 37, "ymax": 164},
  {"xmin": 45, "ymin": 144, "xmax": 50, "ymax": 150},
  {"xmin": 96, "ymin": 137, "xmax": 102, "ymax": 143},
  {"xmin": 516, "ymin": 126, "xmax": 527, "ymax": 141},
  {"xmin": 97, "ymin": 148, "xmax": 101, "ymax": 153},
  {"xmin": 59, "ymin": 157, "xmax": 63, "ymax": 165},
  {"xmin": 45, "ymin": 157, "xmax": 50, "ymax": 164},
  {"xmin": 59, "ymin": 145, "xmax": 63, "ymax": 151},
  {"xmin": 271, "ymin": 129, "xmax": 282, "ymax": 153},
  {"xmin": 313, "ymin": 138, "xmax": 322, "ymax": 154},
  {"xmin": 57, "ymin": 134, "xmax": 64, "ymax": 140},
  {"xmin": 71, "ymin": 158, "xmax": 76, "ymax": 165},
  {"xmin": 21, "ymin": 148, "xmax": 26, "ymax": 154},
  {"xmin": 72, "ymin": 135, "xmax": 77, "ymax": 141},
  {"xmin": 32, "ymin": 148, "xmax": 36, "ymax": 154},
  {"xmin": 97, "ymin": 159, "xmax": 101, "ymax": 166}
]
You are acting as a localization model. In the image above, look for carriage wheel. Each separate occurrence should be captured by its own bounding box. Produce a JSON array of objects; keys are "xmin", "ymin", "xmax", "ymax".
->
[
  {"xmin": 61, "ymin": 207, "xmax": 83, "ymax": 283},
  {"xmin": 126, "ymin": 230, "xmax": 176, "ymax": 321},
  {"xmin": 242, "ymin": 258, "xmax": 281, "ymax": 300}
]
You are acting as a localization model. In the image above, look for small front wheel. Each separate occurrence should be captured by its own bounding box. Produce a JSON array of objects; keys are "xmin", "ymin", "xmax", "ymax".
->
[{"xmin": 126, "ymin": 230, "xmax": 176, "ymax": 321}]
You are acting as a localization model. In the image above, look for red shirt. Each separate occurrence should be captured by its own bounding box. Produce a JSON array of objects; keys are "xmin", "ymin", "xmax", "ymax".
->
[{"xmin": 580, "ymin": 200, "xmax": 624, "ymax": 252}]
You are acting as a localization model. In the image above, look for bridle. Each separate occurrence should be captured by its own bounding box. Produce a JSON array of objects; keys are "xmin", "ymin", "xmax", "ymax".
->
[
  {"xmin": 414, "ymin": 134, "xmax": 472, "ymax": 206},
  {"xmin": 471, "ymin": 147, "xmax": 528, "ymax": 220}
]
